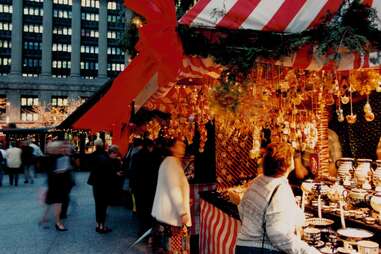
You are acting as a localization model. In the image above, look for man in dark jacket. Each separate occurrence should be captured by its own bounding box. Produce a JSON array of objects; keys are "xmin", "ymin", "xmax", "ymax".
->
[{"xmin": 87, "ymin": 139, "xmax": 113, "ymax": 234}]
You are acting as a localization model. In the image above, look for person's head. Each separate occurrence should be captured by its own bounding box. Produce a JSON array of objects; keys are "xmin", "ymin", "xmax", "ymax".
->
[
  {"xmin": 10, "ymin": 141, "xmax": 16, "ymax": 148},
  {"xmin": 94, "ymin": 138, "xmax": 104, "ymax": 151},
  {"xmin": 163, "ymin": 138, "xmax": 186, "ymax": 158},
  {"xmin": 263, "ymin": 142, "xmax": 293, "ymax": 178},
  {"xmin": 108, "ymin": 145, "xmax": 120, "ymax": 159}
]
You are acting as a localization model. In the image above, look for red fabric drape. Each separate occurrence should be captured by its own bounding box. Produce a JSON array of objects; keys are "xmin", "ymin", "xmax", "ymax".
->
[{"xmin": 72, "ymin": 0, "xmax": 182, "ymax": 154}]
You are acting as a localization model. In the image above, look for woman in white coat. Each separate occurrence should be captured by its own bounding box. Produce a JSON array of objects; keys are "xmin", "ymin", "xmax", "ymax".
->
[{"xmin": 151, "ymin": 139, "xmax": 191, "ymax": 253}]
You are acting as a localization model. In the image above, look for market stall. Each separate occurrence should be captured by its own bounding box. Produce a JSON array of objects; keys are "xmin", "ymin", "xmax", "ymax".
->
[{"xmin": 62, "ymin": 0, "xmax": 381, "ymax": 253}]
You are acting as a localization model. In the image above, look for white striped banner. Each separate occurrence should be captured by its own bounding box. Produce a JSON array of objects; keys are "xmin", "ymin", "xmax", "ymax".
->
[{"xmin": 199, "ymin": 200, "xmax": 241, "ymax": 254}]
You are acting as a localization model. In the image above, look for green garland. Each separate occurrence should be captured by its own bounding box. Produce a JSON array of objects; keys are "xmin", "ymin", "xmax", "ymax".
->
[{"xmin": 121, "ymin": 0, "xmax": 381, "ymax": 74}]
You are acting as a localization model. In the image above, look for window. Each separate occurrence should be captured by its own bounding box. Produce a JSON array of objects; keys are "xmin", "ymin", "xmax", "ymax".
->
[
  {"xmin": 23, "ymin": 24, "xmax": 43, "ymax": 33},
  {"xmin": 52, "ymin": 60, "xmax": 71, "ymax": 69},
  {"xmin": 51, "ymin": 96, "xmax": 68, "ymax": 107},
  {"xmin": 20, "ymin": 96, "xmax": 39, "ymax": 122},
  {"xmin": 0, "ymin": 40, "xmax": 11, "ymax": 48},
  {"xmin": 53, "ymin": 27, "xmax": 72, "ymax": 35},
  {"xmin": 24, "ymin": 7, "xmax": 43, "ymax": 16},
  {"xmin": 53, "ymin": 9, "xmax": 72, "ymax": 19},
  {"xmin": 23, "ymin": 58, "xmax": 41, "ymax": 68},
  {"xmin": 107, "ymin": 2, "xmax": 117, "ymax": 10},
  {"xmin": 52, "ymin": 43, "xmax": 72, "ymax": 52},
  {"xmin": 53, "ymin": 0, "xmax": 72, "ymax": 5},
  {"xmin": 81, "ymin": 0, "xmax": 99, "ymax": 8},
  {"xmin": 24, "ymin": 41, "xmax": 41, "ymax": 50},
  {"xmin": 0, "ymin": 4, "xmax": 13, "ymax": 14},
  {"xmin": 81, "ymin": 12, "xmax": 99, "ymax": 21},
  {"xmin": 0, "ymin": 22, "xmax": 12, "ymax": 31}
]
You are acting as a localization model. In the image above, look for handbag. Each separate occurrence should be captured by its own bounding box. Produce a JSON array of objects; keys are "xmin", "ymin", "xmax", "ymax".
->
[{"xmin": 260, "ymin": 184, "xmax": 283, "ymax": 254}]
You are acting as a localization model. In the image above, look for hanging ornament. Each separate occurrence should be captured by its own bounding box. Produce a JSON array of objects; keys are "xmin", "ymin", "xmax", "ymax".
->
[
  {"xmin": 364, "ymin": 102, "xmax": 372, "ymax": 113},
  {"xmin": 346, "ymin": 84, "xmax": 357, "ymax": 124},
  {"xmin": 341, "ymin": 95, "xmax": 350, "ymax": 105},
  {"xmin": 337, "ymin": 108, "xmax": 345, "ymax": 122},
  {"xmin": 365, "ymin": 112, "xmax": 375, "ymax": 122}
]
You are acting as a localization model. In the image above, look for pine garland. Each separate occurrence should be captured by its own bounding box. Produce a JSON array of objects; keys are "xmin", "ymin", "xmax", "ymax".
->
[{"xmin": 121, "ymin": 0, "xmax": 381, "ymax": 74}]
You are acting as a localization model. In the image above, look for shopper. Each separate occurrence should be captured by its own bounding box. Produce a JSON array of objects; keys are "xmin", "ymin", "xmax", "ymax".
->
[
  {"xmin": 151, "ymin": 139, "xmax": 191, "ymax": 253},
  {"xmin": 87, "ymin": 139, "xmax": 113, "ymax": 234},
  {"xmin": 21, "ymin": 141, "xmax": 35, "ymax": 184},
  {"xmin": 40, "ymin": 141, "xmax": 72, "ymax": 231},
  {"xmin": 134, "ymin": 139, "xmax": 162, "ymax": 235},
  {"xmin": 6, "ymin": 141, "xmax": 22, "ymax": 187},
  {"xmin": 0, "ymin": 143, "xmax": 6, "ymax": 187},
  {"xmin": 235, "ymin": 142, "xmax": 320, "ymax": 254}
]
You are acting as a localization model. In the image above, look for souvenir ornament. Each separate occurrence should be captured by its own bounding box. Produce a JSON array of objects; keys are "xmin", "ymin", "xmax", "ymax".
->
[
  {"xmin": 337, "ymin": 108, "xmax": 345, "ymax": 122},
  {"xmin": 365, "ymin": 112, "xmax": 375, "ymax": 122},
  {"xmin": 364, "ymin": 102, "xmax": 372, "ymax": 113},
  {"xmin": 341, "ymin": 96, "xmax": 349, "ymax": 105},
  {"xmin": 346, "ymin": 114, "xmax": 357, "ymax": 124}
]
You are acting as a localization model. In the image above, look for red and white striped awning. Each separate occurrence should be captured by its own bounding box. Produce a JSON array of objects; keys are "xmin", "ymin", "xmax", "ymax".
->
[{"xmin": 179, "ymin": 0, "xmax": 381, "ymax": 33}]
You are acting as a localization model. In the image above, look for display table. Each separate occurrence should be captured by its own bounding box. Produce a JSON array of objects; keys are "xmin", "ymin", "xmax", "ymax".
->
[
  {"xmin": 199, "ymin": 191, "xmax": 240, "ymax": 254},
  {"xmin": 199, "ymin": 191, "xmax": 381, "ymax": 254}
]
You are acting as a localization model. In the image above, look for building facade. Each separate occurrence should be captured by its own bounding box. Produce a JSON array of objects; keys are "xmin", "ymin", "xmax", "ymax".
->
[{"xmin": 0, "ymin": 0, "xmax": 129, "ymax": 126}]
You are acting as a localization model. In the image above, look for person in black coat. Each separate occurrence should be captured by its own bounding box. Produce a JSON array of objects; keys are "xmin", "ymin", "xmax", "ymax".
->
[{"xmin": 87, "ymin": 139, "xmax": 114, "ymax": 234}]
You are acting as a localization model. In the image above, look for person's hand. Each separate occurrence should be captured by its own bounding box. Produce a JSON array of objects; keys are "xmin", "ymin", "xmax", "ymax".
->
[{"xmin": 180, "ymin": 213, "xmax": 190, "ymax": 226}]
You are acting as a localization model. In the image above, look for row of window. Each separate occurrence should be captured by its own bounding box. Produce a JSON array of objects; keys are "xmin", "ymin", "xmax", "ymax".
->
[
  {"xmin": 81, "ymin": 0, "xmax": 99, "ymax": 8},
  {"xmin": 53, "ymin": 26, "xmax": 72, "ymax": 35},
  {"xmin": 81, "ymin": 61, "xmax": 98, "ymax": 70},
  {"xmin": 0, "ymin": 4, "xmax": 12, "ymax": 13},
  {"xmin": 24, "ymin": 41, "xmax": 41, "ymax": 50},
  {"xmin": 54, "ymin": 0, "xmax": 73, "ymax": 5},
  {"xmin": 107, "ymin": 47, "xmax": 124, "ymax": 55},
  {"xmin": 0, "ymin": 40, "xmax": 11, "ymax": 49},
  {"xmin": 53, "ymin": 43, "xmax": 72, "ymax": 52},
  {"xmin": 108, "ymin": 15, "xmax": 120, "ymax": 23},
  {"xmin": 0, "ymin": 22, "xmax": 12, "ymax": 31},
  {"xmin": 53, "ymin": 60, "xmax": 71, "ymax": 69},
  {"xmin": 24, "ymin": 7, "xmax": 43, "ymax": 16},
  {"xmin": 24, "ymin": 58, "xmax": 41, "ymax": 68},
  {"xmin": 81, "ymin": 29, "xmax": 99, "ymax": 38},
  {"xmin": 81, "ymin": 45, "xmax": 98, "ymax": 54},
  {"xmin": 23, "ymin": 24, "xmax": 43, "ymax": 33},
  {"xmin": 107, "ymin": 2, "xmax": 118, "ymax": 10},
  {"xmin": 107, "ymin": 63, "xmax": 125, "ymax": 71},
  {"xmin": 81, "ymin": 12, "xmax": 99, "ymax": 22},
  {"xmin": 0, "ymin": 95, "xmax": 88, "ymax": 122},
  {"xmin": 0, "ymin": 58, "xmax": 11, "ymax": 66},
  {"xmin": 27, "ymin": 0, "xmax": 44, "ymax": 3},
  {"xmin": 53, "ymin": 9, "xmax": 72, "ymax": 19},
  {"xmin": 22, "ymin": 73, "xmax": 39, "ymax": 77},
  {"xmin": 107, "ymin": 31, "xmax": 120, "ymax": 39}
]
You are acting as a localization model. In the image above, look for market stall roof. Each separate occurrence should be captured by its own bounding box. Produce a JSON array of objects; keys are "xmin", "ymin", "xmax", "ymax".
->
[
  {"xmin": 179, "ymin": 0, "xmax": 380, "ymax": 32},
  {"xmin": 58, "ymin": 79, "xmax": 114, "ymax": 130}
]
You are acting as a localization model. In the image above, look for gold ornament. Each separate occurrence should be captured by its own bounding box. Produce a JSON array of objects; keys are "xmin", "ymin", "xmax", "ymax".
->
[
  {"xmin": 346, "ymin": 114, "xmax": 357, "ymax": 124},
  {"xmin": 364, "ymin": 102, "xmax": 372, "ymax": 113},
  {"xmin": 365, "ymin": 112, "xmax": 375, "ymax": 122},
  {"xmin": 341, "ymin": 96, "xmax": 350, "ymax": 104}
]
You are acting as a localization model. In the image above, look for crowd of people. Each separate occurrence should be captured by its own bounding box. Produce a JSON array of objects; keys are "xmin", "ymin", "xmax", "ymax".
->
[{"xmin": 0, "ymin": 139, "xmax": 43, "ymax": 187}]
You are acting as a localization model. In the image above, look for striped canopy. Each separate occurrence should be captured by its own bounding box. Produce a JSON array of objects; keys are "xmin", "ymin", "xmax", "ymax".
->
[{"xmin": 179, "ymin": 0, "xmax": 381, "ymax": 33}]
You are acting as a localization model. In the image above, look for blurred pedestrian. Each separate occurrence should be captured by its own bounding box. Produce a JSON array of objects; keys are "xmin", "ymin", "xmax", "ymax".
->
[
  {"xmin": 6, "ymin": 141, "xmax": 22, "ymax": 187},
  {"xmin": 151, "ymin": 139, "xmax": 191, "ymax": 253},
  {"xmin": 21, "ymin": 141, "xmax": 35, "ymax": 184},
  {"xmin": 29, "ymin": 139, "xmax": 44, "ymax": 177},
  {"xmin": 60, "ymin": 142, "xmax": 76, "ymax": 219},
  {"xmin": 134, "ymin": 139, "xmax": 162, "ymax": 235},
  {"xmin": 0, "ymin": 143, "xmax": 6, "ymax": 187},
  {"xmin": 87, "ymin": 139, "xmax": 113, "ymax": 234},
  {"xmin": 39, "ymin": 141, "xmax": 72, "ymax": 231}
]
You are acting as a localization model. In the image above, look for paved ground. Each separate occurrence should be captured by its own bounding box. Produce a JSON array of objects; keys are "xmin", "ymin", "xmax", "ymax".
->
[{"xmin": 0, "ymin": 172, "xmax": 150, "ymax": 254}]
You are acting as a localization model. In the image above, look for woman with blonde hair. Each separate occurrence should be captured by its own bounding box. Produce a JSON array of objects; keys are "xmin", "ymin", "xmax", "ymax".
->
[
  {"xmin": 151, "ymin": 139, "xmax": 191, "ymax": 253},
  {"xmin": 236, "ymin": 142, "xmax": 320, "ymax": 254}
]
